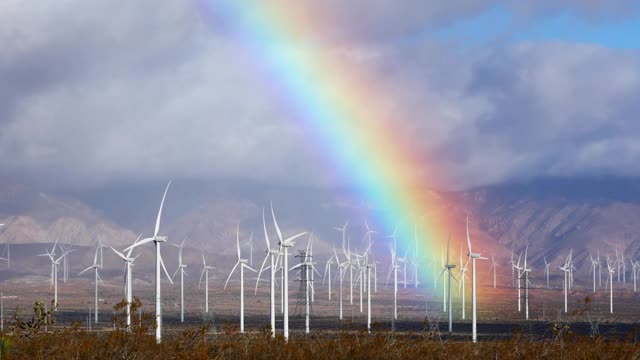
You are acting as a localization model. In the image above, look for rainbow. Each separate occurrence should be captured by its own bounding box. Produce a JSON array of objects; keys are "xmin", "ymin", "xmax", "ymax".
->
[{"xmin": 198, "ymin": 1, "xmax": 478, "ymax": 288}]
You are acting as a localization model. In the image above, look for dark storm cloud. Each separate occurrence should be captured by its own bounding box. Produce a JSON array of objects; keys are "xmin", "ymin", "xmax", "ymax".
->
[{"xmin": 1, "ymin": 1, "xmax": 639, "ymax": 191}]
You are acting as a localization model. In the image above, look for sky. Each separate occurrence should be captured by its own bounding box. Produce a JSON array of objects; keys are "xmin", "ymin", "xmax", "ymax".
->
[{"xmin": 1, "ymin": 1, "xmax": 640, "ymax": 191}]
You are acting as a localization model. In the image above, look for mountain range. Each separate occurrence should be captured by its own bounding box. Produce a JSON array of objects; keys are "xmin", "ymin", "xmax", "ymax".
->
[{"xmin": 1, "ymin": 177, "xmax": 639, "ymax": 281}]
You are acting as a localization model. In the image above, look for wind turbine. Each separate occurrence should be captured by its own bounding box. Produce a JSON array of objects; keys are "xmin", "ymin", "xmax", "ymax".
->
[
  {"xmin": 466, "ymin": 215, "xmax": 487, "ymax": 343},
  {"xmin": 111, "ymin": 234, "xmax": 142, "ymax": 328},
  {"xmin": 171, "ymin": 237, "xmax": 189, "ymax": 322},
  {"xmin": 270, "ymin": 204, "xmax": 306, "ymax": 341},
  {"xmin": 199, "ymin": 252, "xmax": 215, "ymax": 314},
  {"xmin": 323, "ymin": 254, "xmax": 335, "ymax": 301},
  {"xmin": 589, "ymin": 252, "xmax": 599, "ymax": 293},
  {"xmin": 458, "ymin": 249, "xmax": 469, "ymax": 320},
  {"xmin": 507, "ymin": 249, "xmax": 516, "ymax": 288},
  {"xmin": 123, "ymin": 181, "xmax": 174, "ymax": 343},
  {"xmin": 543, "ymin": 257, "xmax": 551, "ymax": 289},
  {"xmin": 513, "ymin": 252, "xmax": 523, "ymax": 312},
  {"xmin": 559, "ymin": 251, "xmax": 572, "ymax": 313},
  {"xmin": 388, "ymin": 244, "xmax": 400, "ymax": 321},
  {"xmin": 38, "ymin": 243, "xmax": 71, "ymax": 309},
  {"xmin": 631, "ymin": 260, "xmax": 640, "ymax": 292},
  {"xmin": 336, "ymin": 247, "xmax": 347, "ymax": 320},
  {"xmin": 334, "ymin": 222, "xmax": 354, "ymax": 305},
  {"xmin": 255, "ymin": 208, "xmax": 282, "ymax": 338},
  {"xmin": 440, "ymin": 235, "xmax": 456, "ymax": 333},
  {"xmin": 224, "ymin": 224, "xmax": 258, "ymax": 334},
  {"xmin": 606, "ymin": 256, "xmax": 615, "ymax": 314},
  {"xmin": 488, "ymin": 255, "xmax": 500, "ymax": 289},
  {"xmin": 521, "ymin": 247, "xmax": 532, "ymax": 320},
  {"xmin": 78, "ymin": 245, "xmax": 103, "ymax": 323}
]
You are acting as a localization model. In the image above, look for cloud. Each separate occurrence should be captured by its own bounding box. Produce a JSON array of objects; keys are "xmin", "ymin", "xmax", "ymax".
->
[{"xmin": 1, "ymin": 1, "xmax": 640, "ymax": 191}]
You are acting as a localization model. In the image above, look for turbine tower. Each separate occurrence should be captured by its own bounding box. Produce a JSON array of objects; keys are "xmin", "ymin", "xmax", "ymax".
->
[
  {"xmin": 458, "ymin": 249, "xmax": 468, "ymax": 320},
  {"xmin": 171, "ymin": 237, "xmax": 189, "ymax": 322},
  {"xmin": 111, "ymin": 234, "xmax": 141, "ymax": 328},
  {"xmin": 466, "ymin": 216, "xmax": 487, "ymax": 343},
  {"xmin": 589, "ymin": 252, "xmax": 599, "ymax": 293},
  {"xmin": 199, "ymin": 252, "xmax": 215, "ymax": 314},
  {"xmin": 559, "ymin": 251, "xmax": 572, "ymax": 313},
  {"xmin": 224, "ymin": 224, "xmax": 258, "ymax": 334},
  {"xmin": 606, "ymin": 256, "xmax": 615, "ymax": 314},
  {"xmin": 322, "ymin": 253, "xmax": 335, "ymax": 300},
  {"xmin": 543, "ymin": 257, "xmax": 551, "ymax": 289},
  {"xmin": 521, "ymin": 247, "xmax": 532, "ymax": 320},
  {"xmin": 488, "ymin": 255, "xmax": 500, "ymax": 289},
  {"xmin": 440, "ymin": 235, "xmax": 456, "ymax": 333},
  {"xmin": 270, "ymin": 205, "xmax": 306, "ymax": 341},
  {"xmin": 513, "ymin": 252, "xmax": 522, "ymax": 312},
  {"xmin": 124, "ymin": 181, "xmax": 174, "ymax": 343},
  {"xmin": 78, "ymin": 245, "xmax": 103, "ymax": 323}
]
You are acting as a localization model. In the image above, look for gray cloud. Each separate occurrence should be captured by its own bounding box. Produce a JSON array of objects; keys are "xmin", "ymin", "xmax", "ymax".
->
[{"xmin": 1, "ymin": 1, "xmax": 640, "ymax": 191}]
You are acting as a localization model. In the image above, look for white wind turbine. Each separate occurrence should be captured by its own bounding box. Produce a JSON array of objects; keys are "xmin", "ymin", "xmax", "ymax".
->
[
  {"xmin": 270, "ymin": 204, "xmax": 306, "ymax": 340},
  {"xmin": 78, "ymin": 245, "xmax": 103, "ymax": 323},
  {"xmin": 559, "ymin": 251, "xmax": 572, "ymax": 313},
  {"xmin": 513, "ymin": 252, "xmax": 522, "ymax": 312},
  {"xmin": 171, "ymin": 238, "xmax": 189, "ymax": 322},
  {"xmin": 440, "ymin": 235, "xmax": 456, "ymax": 333},
  {"xmin": 488, "ymin": 255, "xmax": 500, "ymax": 289},
  {"xmin": 336, "ymin": 247, "xmax": 347, "ymax": 320},
  {"xmin": 322, "ymin": 252, "xmax": 336, "ymax": 300},
  {"xmin": 589, "ymin": 252, "xmax": 599, "ymax": 293},
  {"xmin": 466, "ymin": 216, "xmax": 487, "ymax": 343},
  {"xmin": 386, "ymin": 243, "xmax": 400, "ymax": 321},
  {"xmin": 255, "ymin": 207, "xmax": 283, "ymax": 338},
  {"xmin": 111, "ymin": 234, "xmax": 142, "ymax": 328},
  {"xmin": 38, "ymin": 243, "xmax": 71, "ymax": 309},
  {"xmin": 458, "ymin": 249, "xmax": 469, "ymax": 320},
  {"xmin": 521, "ymin": 247, "xmax": 532, "ymax": 320},
  {"xmin": 224, "ymin": 224, "xmax": 258, "ymax": 334},
  {"xmin": 507, "ymin": 249, "xmax": 516, "ymax": 288},
  {"xmin": 199, "ymin": 252, "xmax": 215, "ymax": 314},
  {"xmin": 363, "ymin": 220, "xmax": 377, "ymax": 292},
  {"xmin": 123, "ymin": 181, "xmax": 174, "ymax": 343},
  {"xmin": 605, "ymin": 256, "xmax": 615, "ymax": 314},
  {"xmin": 543, "ymin": 257, "xmax": 551, "ymax": 289}
]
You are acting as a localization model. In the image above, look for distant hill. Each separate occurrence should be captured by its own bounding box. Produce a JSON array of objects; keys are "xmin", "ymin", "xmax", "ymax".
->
[{"xmin": 1, "ymin": 177, "xmax": 640, "ymax": 283}]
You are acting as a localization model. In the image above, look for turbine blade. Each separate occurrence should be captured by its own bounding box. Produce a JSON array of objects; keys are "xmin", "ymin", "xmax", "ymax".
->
[
  {"xmin": 224, "ymin": 262, "xmax": 240, "ymax": 290},
  {"xmin": 270, "ymin": 202, "xmax": 283, "ymax": 242},
  {"xmin": 126, "ymin": 233, "xmax": 144, "ymax": 258},
  {"xmin": 78, "ymin": 266, "xmax": 93, "ymax": 276},
  {"xmin": 109, "ymin": 246, "xmax": 127, "ymax": 260},
  {"xmin": 466, "ymin": 215, "xmax": 472, "ymax": 253},
  {"xmin": 236, "ymin": 223, "xmax": 241, "ymax": 260},
  {"xmin": 124, "ymin": 237, "xmax": 154, "ymax": 252},
  {"xmin": 262, "ymin": 208, "xmax": 271, "ymax": 251},
  {"xmin": 255, "ymin": 254, "xmax": 270, "ymax": 295},
  {"xmin": 154, "ymin": 181, "xmax": 172, "ymax": 238},
  {"xmin": 159, "ymin": 254, "xmax": 173, "ymax": 284},
  {"xmin": 284, "ymin": 232, "xmax": 307, "ymax": 244}
]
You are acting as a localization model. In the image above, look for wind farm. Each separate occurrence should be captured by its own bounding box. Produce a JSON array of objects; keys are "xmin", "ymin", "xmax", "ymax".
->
[{"xmin": 2, "ymin": 0, "xmax": 640, "ymax": 358}]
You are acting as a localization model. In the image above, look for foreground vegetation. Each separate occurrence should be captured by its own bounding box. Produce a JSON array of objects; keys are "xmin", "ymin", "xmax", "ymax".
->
[{"xmin": 1, "ymin": 300, "xmax": 638, "ymax": 359}]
